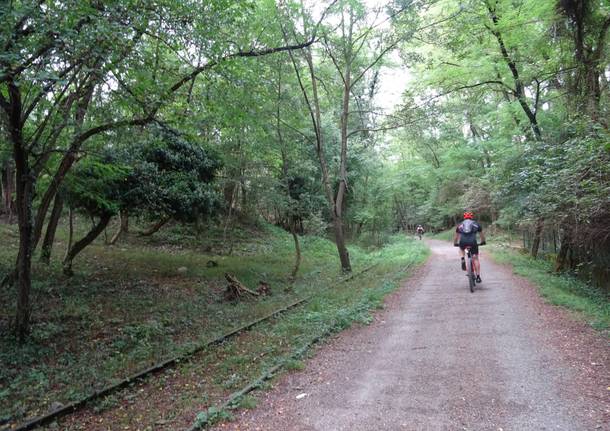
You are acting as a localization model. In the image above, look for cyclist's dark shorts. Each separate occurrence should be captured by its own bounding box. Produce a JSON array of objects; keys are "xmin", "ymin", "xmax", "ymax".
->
[{"xmin": 459, "ymin": 241, "xmax": 479, "ymax": 255}]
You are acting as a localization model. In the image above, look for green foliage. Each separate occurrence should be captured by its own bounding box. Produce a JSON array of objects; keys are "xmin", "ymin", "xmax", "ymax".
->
[
  {"xmin": 194, "ymin": 406, "xmax": 234, "ymax": 427},
  {"xmin": 121, "ymin": 125, "xmax": 222, "ymax": 222},
  {"xmin": 1, "ymin": 0, "xmax": 608, "ymax": 423},
  {"xmin": 386, "ymin": 0, "xmax": 610, "ymax": 288},
  {"xmin": 284, "ymin": 359, "xmax": 305, "ymax": 371},
  {"xmin": 63, "ymin": 124, "xmax": 222, "ymax": 225},
  {"xmin": 64, "ymin": 159, "xmax": 130, "ymax": 217}
]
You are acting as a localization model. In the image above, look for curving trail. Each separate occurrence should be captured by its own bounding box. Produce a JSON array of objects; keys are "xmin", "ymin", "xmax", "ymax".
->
[{"xmin": 214, "ymin": 240, "xmax": 609, "ymax": 431}]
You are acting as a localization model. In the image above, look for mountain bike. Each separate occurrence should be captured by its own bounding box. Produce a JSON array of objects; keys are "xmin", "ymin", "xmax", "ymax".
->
[{"xmin": 455, "ymin": 242, "xmax": 484, "ymax": 293}]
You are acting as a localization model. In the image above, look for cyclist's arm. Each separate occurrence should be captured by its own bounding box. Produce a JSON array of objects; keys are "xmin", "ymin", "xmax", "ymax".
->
[
  {"xmin": 453, "ymin": 231, "xmax": 460, "ymax": 244},
  {"xmin": 479, "ymin": 231, "xmax": 486, "ymax": 244}
]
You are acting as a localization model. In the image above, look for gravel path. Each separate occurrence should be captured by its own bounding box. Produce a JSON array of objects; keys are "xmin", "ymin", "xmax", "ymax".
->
[{"xmin": 213, "ymin": 240, "xmax": 609, "ymax": 431}]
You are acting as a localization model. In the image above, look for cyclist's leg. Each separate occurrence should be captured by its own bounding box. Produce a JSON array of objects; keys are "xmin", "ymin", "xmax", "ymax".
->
[
  {"xmin": 471, "ymin": 243, "xmax": 481, "ymax": 280},
  {"xmin": 458, "ymin": 244, "xmax": 466, "ymax": 270},
  {"xmin": 464, "ymin": 242, "xmax": 478, "ymax": 273},
  {"xmin": 473, "ymin": 254, "xmax": 480, "ymax": 275}
]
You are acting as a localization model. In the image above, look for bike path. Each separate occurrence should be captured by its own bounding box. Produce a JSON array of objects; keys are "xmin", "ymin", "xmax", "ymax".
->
[{"xmin": 213, "ymin": 240, "xmax": 609, "ymax": 430}]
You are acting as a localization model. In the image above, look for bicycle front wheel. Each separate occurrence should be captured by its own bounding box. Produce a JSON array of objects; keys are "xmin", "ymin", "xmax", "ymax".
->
[{"xmin": 468, "ymin": 258, "xmax": 475, "ymax": 293}]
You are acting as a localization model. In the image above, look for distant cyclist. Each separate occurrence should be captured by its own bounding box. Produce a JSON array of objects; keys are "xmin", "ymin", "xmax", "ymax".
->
[
  {"xmin": 416, "ymin": 225, "xmax": 425, "ymax": 240},
  {"xmin": 453, "ymin": 212, "xmax": 486, "ymax": 282}
]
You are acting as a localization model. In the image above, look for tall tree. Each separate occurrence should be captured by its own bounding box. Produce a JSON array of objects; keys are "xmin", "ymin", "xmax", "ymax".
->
[
  {"xmin": 0, "ymin": 0, "xmax": 326, "ymax": 340},
  {"xmin": 282, "ymin": 0, "xmax": 400, "ymax": 272},
  {"xmin": 390, "ymin": 0, "xmax": 609, "ymax": 285}
]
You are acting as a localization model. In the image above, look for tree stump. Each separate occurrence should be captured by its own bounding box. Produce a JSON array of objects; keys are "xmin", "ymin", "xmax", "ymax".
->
[{"xmin": 224, "ymin": 273, "xmax": 259, "ymax": 301}]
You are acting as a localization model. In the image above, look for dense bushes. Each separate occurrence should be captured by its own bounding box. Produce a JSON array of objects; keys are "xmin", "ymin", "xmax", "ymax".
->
[{"xmin": 60, "ymin": 126, "xmax": 222, "ymax": 273}]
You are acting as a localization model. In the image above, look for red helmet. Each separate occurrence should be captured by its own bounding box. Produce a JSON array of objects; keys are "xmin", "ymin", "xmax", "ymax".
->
[{"xmin": 463, "ymin": 211, "xmax": 473, "ymax": 219}]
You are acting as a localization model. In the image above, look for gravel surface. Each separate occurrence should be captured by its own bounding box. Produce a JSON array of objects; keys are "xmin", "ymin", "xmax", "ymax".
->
[{"xmin": 214, "ymin": 240, "xmax": 609, "ymax": 431}]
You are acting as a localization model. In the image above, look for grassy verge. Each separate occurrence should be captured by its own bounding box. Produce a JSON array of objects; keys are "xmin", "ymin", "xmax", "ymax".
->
[
  {"xmin": 0, "ymin": 221, "xmax": 428, "ymax": 428},
  {"xmin": 490, "ymin": 247, "xmax": 609, "ymax": 334}
]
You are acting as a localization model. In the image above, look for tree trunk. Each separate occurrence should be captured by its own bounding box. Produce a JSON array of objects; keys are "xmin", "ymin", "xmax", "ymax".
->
[
  {"xmin": 109, "ymin": 219, "xmax": 121, "ymax": 245},
  {"xmin": 222, "ymin": 184, "xmax": 237, "ymax": 254},
  {"xmin": 584, "ymin": 63, "xmax": 602, "ymax": 122},
  {"xmin": 63, "ymin": 213, "xmax": 112, "ymax": 275},
  {"xmin": 290, "ymin": 227, "xmax": 301, "ymax": 280},
  {"xmin": 1, "ymin": 160, "xmax": 15, "ymax": 221},
  {"xmin": 284, "ymin": 4, "xmax": 353, "ymax": 272},
  {"xmin": 31, "ymin": 152, "xmax": 76, "ymax": 251},
  {"xmin": 561, "ymin": 5, "xmax": 609, "ymax": 124},
  {"xmin": 555, "ymin": 230, "xmax": 571, "ymax": 272},
  {"xmin": 239, "ymin": 173, "xmax": 247, "ymax": 213},
  {"xmin": 121, "ymin": 209, "xmax": 129, "ymax": 233},
  {"xmin": 140, "ymin": 216, "xmax": 170, "ymax": 236},
  {"xmin": 109, "ymin": 209, "xmax": 129, "ymax": 245},
  {"xmin": 194, "ymin": 212, "xmax": 205, "ymax": 240},
  {"xmin": 31, "ymin": 83, "xmax": 96, "ymax": 253},
  {"xmin": 65, "ymin": 207, "xmax": 74, "ymax": 261},
  {"xmin": 4, "ymin": 81, "xmax": 34, "ymax": 341},
  {"xmin": 304, "ymin": 47, "xmax": 351, "ymax": 271},
  {"xmin": 333, "ymin": 6, "xmax": 354, "ymax": 272},
  {"xmin": 530, "ymin": 218, "xmax": 544, "ymax": 259},
  {"xmin": 276, "ymin": 67, "xmax": 302, "ymax": 281},
  {"xmin": 487, "ymin": 3, "xmax": 542, "ymax": 141},
  {"xmin": 14, "ymin": 150, "xmax": 34, "ymax": 342},
  {"xmin": 0, "ymin": 164, "xmax": 5, "ymax": 215},
  {"xmin": 40, "ymin": 193, "xmax": 64, "ymax": 264},
  {"xmin": 332, "ymin": 214, "xmax": 351, "ymax": 272}
]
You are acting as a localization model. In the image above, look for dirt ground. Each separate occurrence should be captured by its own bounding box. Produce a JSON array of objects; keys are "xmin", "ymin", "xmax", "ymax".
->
[{"xmin": 213, "ymin": 240, "xmax": 609, "ymax": 431}]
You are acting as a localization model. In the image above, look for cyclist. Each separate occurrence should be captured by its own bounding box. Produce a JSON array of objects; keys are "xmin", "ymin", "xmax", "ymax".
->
[
  {"xmin": 453, "ymin": 212, "xmax": 486, "ymax": 282},
  {"xmin": 416, "ymin": 225, "xmax": 425, "ymax": 240}
]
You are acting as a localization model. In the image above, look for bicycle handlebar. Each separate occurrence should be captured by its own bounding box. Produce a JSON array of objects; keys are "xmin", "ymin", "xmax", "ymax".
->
[{"xmin": 454, "ymin": 242, "xmax": 486, "ymax": 247}]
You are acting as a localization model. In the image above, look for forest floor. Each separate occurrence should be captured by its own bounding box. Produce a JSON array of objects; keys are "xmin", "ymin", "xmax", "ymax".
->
[
  {"xmin": 0, "ymin": 220, "xmax": 428, "ymax": 430},
  {"xmin": 213, "ymin": 239, "xmax": 610, "ymax": 430}
]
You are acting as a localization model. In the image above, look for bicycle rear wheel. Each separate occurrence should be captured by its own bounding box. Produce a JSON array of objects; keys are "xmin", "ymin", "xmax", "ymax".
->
[{"xmin": 467, "ymin": 256, "xmax": 475, "ymax": 293}]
